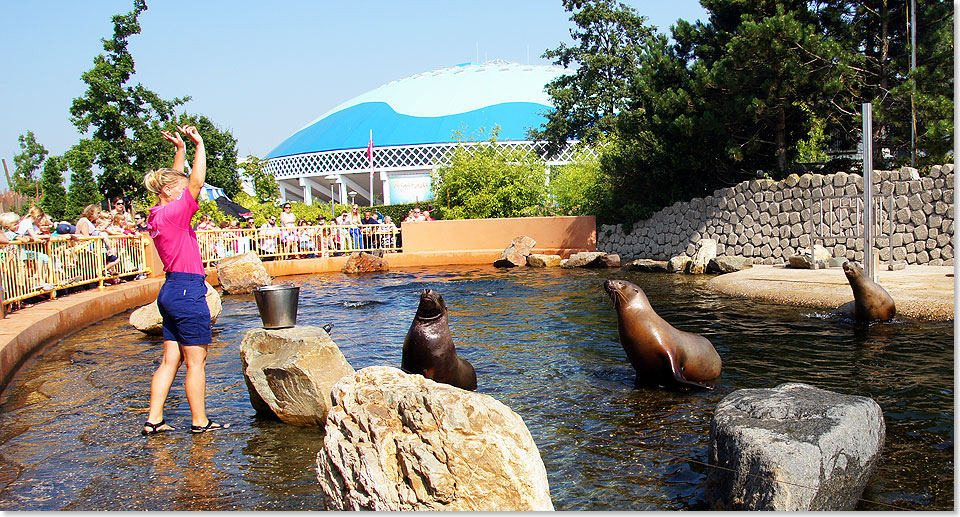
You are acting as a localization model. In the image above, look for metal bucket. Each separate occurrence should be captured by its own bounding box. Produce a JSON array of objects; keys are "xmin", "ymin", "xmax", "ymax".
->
[{"xmin": 253, "ymin": 285, "xmax": 300, "ymax": 329}]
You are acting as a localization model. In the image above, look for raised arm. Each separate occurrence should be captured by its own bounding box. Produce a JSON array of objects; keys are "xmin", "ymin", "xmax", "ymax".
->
[
  {"xmin": 161, "ymin": 129, "xmax": 186, "ymax": 172},
  {"xmin": 180, "ymin": 125, "xmax": 206, "ymax": 200}
]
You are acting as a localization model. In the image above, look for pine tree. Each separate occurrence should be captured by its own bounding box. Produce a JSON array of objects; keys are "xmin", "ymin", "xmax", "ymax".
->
[
  {"xmin": 39, "ymin": 156, "xmax": 68, "ymax": 220},
  {"xmin": 12, "ymin": 131, "xmax": 48, "ymax": 197},
  {"xmin": 64, "ymin": 142, "xmax": 101, "ymax": 221}
]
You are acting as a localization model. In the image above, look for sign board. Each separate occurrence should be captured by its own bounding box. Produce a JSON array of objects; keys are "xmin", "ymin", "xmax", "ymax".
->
[{"xmin": 388, "ymin": 173, "xmax": 434, "ymax": 204}]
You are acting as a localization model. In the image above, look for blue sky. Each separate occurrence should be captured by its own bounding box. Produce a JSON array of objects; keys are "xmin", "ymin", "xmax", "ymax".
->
[{"xmin": 0, "ymin": 1, "xmax": 707, "ymax": 189}]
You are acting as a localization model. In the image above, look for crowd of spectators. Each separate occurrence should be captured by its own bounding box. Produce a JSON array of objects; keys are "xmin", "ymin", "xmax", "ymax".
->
[{"xmin": 193, "ymin": 203, "xmax": 401, "ymax": 263}]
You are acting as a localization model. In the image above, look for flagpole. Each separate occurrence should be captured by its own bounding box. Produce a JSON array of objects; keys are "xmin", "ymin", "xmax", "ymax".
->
[{"xmin": 368, "ymin": 129, "xmax": 375, "ymax": 207}]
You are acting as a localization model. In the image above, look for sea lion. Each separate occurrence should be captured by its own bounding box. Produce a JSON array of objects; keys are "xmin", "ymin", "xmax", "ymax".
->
[
  {"xmin": 603, "ymin": 279, "xmax": 721, "ymax": 390},
  {"xmin": 401, "ymin": 289, "xmax": 477, "ymax": 391},
  {"xmin": 837, "ymin": 261, "xmax": 896, "ymax": 323}
]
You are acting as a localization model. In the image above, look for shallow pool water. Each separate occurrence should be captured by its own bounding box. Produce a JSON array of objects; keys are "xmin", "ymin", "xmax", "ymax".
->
[{"xmin": 0, "ymin": 265, "xmax": 953, "ymax": 510}]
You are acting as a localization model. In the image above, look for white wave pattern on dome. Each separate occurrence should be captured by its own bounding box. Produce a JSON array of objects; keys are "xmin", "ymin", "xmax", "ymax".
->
[{"xmin": 296, "ymin": 60, "xmax": 568, "ymax": 132}]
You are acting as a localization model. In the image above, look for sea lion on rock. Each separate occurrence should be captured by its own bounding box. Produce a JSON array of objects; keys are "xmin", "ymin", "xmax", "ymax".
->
[
  {"xmin": 604, "ymin": 279, "xmax": 721, "ymax": 390},
  {"xmin": 836, "ymin": 261, "xmax": 896, "ymax": 323},
  {"xmin": 402, "ymin": 289, "xmax": 477, "ymax": 391}
]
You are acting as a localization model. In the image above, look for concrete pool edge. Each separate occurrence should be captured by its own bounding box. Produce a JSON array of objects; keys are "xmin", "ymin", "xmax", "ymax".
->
[
  {"xmin": 705, "ymin": 264, "xmax": 956, "ymax": 321},
  {"xmin": 0, "ymin": 278, "xmax": 164, "ymax": 392}
]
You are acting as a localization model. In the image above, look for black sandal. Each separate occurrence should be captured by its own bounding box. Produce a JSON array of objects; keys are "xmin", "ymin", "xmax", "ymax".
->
[
  {"xmin": 191, "ymin": 420, "xmax": 229, "ymax": 433},
  {"xmin": 141, "ymin": 419, "xmax": 171, "ymax": 436}
]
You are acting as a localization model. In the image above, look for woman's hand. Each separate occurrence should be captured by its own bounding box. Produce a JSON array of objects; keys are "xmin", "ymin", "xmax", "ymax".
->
[
  {"xmin": 161, "ymin": 130, "xmax": 185, "ymax": 150},
  {"xmin": 179, "ymin": 125, "xmax": 204, "ymax": 146}
]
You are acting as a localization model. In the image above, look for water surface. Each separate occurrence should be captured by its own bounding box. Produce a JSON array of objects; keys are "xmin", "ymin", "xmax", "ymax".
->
[{"xmin": 0, "ymin": 266, "xmax": 952, "ymax": 510}]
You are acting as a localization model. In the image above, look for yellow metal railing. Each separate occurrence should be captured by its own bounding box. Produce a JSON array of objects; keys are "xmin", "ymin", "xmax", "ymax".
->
[
  {"xmin": 1, "ymin": 234, "xmax": 150, "ymax": 312},
  {"xmin": 196, "ymin": 224, "xmax": 400, "ymax": 265}
]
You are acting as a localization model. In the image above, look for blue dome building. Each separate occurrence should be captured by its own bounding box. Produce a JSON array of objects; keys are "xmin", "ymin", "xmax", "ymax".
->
[{"xmin": 265, "ymin": 60, "xmax": 576, "ymax": 207}]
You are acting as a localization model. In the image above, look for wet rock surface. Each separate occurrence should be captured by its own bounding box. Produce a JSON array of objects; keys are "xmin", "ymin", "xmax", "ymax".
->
[
  {"xmin": 707, "ymin": 382, "xmax": 885, "ymax": 511},
  {"xmin": 316, "ymin": 366, "xmax": 553, "ymax": 511},
  {"xmin": 239, "ymin": 326, "xmax": 355, "ymax": 427},
  {"xmin": 217, "ymin": 252, "xmax": 272, "ymax": 294}
]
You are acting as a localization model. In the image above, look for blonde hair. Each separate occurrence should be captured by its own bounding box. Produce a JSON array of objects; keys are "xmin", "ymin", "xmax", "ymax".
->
[
  {"xmin": 25, "ymin": 205, "xmax": 45, "ymax": 222},
  {"xmin": 81, "ymin": 204, "xmax": 100, "ymax": 221},
  {"xmin": 0, "ymin": 212, "xmax": 20, "ymax": 231},
  {"xmin": 144, "ymin": 167, "xmax": 187, "ymax": 195}
]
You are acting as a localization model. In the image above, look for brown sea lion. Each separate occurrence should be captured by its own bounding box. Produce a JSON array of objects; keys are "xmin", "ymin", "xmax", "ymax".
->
[
  {"xmin": 837, "ymin": 261, "xmax": 896, "ymax": 323},
  {"xmin": 604, "ymin": 279, "xmax": 721, "ymax": 390},
  {"xmin": 401, "ymin": 289, "xmax": 477, "ymax": 391}
]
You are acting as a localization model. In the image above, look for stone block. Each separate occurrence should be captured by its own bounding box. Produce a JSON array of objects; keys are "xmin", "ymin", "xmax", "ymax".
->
[
  {"xmin": 316, "ymin": 366, "xmax": 553, "ymax": 511},
  {"xmin": 707, "ymin": 383, "xmax": 885, "ymax": 511},
  {"xmin": 526, "ymin": 254, "xmax": 562, "ymax": 268},
  {"xmin": 217, "ymin": 252, "xmax": 272, "ymax": 294},
  {"xmin": 494, "ymin": 236, "xmax": 537, "ymax": 268},
  {"xmin": 240, "ymin": 326, "xmax": 355, "ymax": 427}
]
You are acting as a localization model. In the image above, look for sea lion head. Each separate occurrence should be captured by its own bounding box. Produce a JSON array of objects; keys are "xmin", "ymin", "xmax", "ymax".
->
[
  {"xmin": 416, "ymin": 289, "xmax": 447, "ymax": 320},
  {"xmin": 842, "ymin": 261, "xmax": 863, "ymax": 281},
  {"xmin": 603, "ymin": 279, "xmax": 649, "ymax": 311}
]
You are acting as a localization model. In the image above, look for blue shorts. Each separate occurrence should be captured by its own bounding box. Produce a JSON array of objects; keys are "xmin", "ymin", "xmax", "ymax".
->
[{"xmin": 157, "ymin": 272, "xmax": 212, "ymax": 345}]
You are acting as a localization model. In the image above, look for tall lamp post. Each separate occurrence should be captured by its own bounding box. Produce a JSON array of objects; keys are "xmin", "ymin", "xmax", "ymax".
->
[
  {"xmin": 324, "ymin": 174, "xmax": 338, "ymax": 218},
  {"xmin": 348, "ymin": 191, "xmax": 357, "ymax": 206}
]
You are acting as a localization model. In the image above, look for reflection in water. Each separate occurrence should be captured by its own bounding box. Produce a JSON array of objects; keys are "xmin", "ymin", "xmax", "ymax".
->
[{"xmin": 0, "ymin": 266, "xmax": 952, "ymax": 510}]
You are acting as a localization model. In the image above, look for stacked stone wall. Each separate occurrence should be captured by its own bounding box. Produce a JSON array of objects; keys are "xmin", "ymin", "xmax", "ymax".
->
[{"xmin": 598, "ymin": 164, "xmax": 954, "ymax": 266}]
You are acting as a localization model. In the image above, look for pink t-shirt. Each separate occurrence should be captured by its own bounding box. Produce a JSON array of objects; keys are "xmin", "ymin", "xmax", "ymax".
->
[{"xmin": 147, "ymin": 190, "xmax": 204, "ymax": 275}]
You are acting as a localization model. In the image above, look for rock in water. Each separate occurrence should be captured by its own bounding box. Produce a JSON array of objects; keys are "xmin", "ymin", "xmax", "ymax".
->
[
  {"xmin": 624, "ymin": 259, "xmax": 669, "ymax": 272},
  {"xmin": 688, "ymin": 239, "xmax": 718, "ymax": 274},
  {"xmin": 707, "ymin": 383, "xmax": 885, "ymax": 511},
  {"xmin": 667, "ymin": 254, "xmax": 692, "ymax": 273},
  {"xmin": 217, "ymin": 252, "xmax": 272, "ymax": 294},
  {"xmin": 707, "ymin": 256, "xmax": 754, "ymax": 274},
  {"xmin": 494, "ymin": 236, "xmax": 537, "ymax": 268},
  {"xmin": 316, "ymin": 366, "xmax": 554, "ymax": 511},
  {"xmin": 560, "ymin": 251, "xmax": 607, "ymax": 268},
  {"xmin": 526, "ymin": 253, "xmax": 562, "ymax": 267},
  {"xmin": 239, "ymin": 326, "xmax": 354, "ymax": 427},
  {"xmin": 342, "ymin": 252, "xmax": 389, "ymax": 274},
  {"xmin": 130, "ymin": 281, "xmax": 222, "ymax": 335}
]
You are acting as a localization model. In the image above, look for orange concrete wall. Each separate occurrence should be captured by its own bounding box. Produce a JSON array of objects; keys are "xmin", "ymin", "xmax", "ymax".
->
[{"xmin": 401, "ymin": 216, "xmax": 596, "ymax": 255}]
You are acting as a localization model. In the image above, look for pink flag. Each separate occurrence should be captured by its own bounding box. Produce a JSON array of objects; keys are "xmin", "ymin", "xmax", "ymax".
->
[{"xmin": 366, "ymin": 130, "xmax": 373, "ymax": 162}]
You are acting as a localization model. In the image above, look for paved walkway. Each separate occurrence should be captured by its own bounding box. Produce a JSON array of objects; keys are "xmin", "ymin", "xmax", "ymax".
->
[{"xmin": 706, "ymin": 264, "xmax": 956, "ymax": 321}]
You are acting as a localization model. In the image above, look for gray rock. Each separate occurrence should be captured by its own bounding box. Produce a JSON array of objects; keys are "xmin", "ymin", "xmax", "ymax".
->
[
  {"xmin": 623, "ymin": 258, "xmax": 670, "ymax": 272},
  {"xmin": 561, "ymin": 251, "xmax": 607, "ymax": 268},
  {"xmin": 239, "ymin": 326, "xmax": 355, "ymax": 427},
  {"xmin": 707, "ymin": 383, "xmax": 885, "ymax": 511},
  {"xmin": 216, "ymin": 252, "xmax": 272, "ymax": 294},
  {"xmin": 316, "ymin": 366, "xmax": 553, "ymax": 511},
  {"xmin": 687, "ymin": 239, "xmax": 718, "ymax": 274},
  {"xmin": 494, "ymin": 236, "xmax": 537, "ymax": 268},
  {"xmin": 706, "ymin": 255, "xmax": 754, "ymax": 274},
  {"xmin": 667, "ymin": 254, "xmax": 692, "ymax": 273}
]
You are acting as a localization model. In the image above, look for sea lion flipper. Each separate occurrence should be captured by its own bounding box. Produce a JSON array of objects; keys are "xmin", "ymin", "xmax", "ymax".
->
[{"xmin": 669, "ymin": 362, "xmax": 713, "ymax": 391}]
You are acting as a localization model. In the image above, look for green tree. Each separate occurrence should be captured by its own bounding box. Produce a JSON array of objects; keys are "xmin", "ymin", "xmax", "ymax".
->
[
  {"xmin": 239, "ymin": 155, "xmax": 280, "ymax": 203},
  {"xmin": 139, "ymin": 114, "xmax": 241, "ymax": 197},
  {"xmin": 12, "ymin": 131, "xmax": 48, "ymax": 196},
  {"xmin": 432, "ymin": 129, "xmax": 548, "ymax": 219},
  {"xmin": 39, "ymin": 155, "xmax": 68, "ymax": 220},
  {"xmin": 535, "ymin": 0, "xmax": 655, "ymax": 156},
  {"xmin": 69, "ymin": 0, "xmax": 189, "ymax": 200},
  {"xmin": 547, "ymin": 145, "xmax": 608, "ymax": 216},
  {"xmin": 64, "ymin": 141, "xmax": 102, "ymax": 221}
]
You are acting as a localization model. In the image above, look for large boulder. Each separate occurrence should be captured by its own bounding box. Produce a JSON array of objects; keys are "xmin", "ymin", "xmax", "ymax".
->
[
  {"xmin": 687, "ymin": 239, "xmax": 718, "ymax": 274},
  {"xmin": 342, "ymin": 252, "xmax": 390, "ymax": 274},
  {"xmin": 217, "ymin": 252, "xmax": 272, "ymax": 294},
  {"xmin": 129, "ymin": 281, "xmax": 222, "ymax": 335},
  {"xmin": 707, "ymin": 256, "xmax": 754, "ymax": 274},
  {"xmin": 788, "ymin": 245, "xmax": 833, "ymax": 269},
  {"xmin": 526, "ymin": 253, "xmax": 562, "ymax": 267},
  {"xmin": 667, "ymin": 254, "xmax": 692, "ymax": 273},
  {"xmin": 316, "ymin": 366, "xmax": 554, "ymax": 511},
  {"xmin": 561, "ymin": 251, "xmax": 608, "ymax": 268},
  {"xmin": 707, "ymin": 383, "xmax": 885, "ymax": 511},
  {"xmin": 623, "ymin": 258, "xmax": 670, "ymax": 272},
  {"xmin": 494, "ymin": 236, "xmax": 537, "ymax": 268},
  {"xmin": 239, "ymin": 326, "xmax": 355, "ymax": 427}
]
